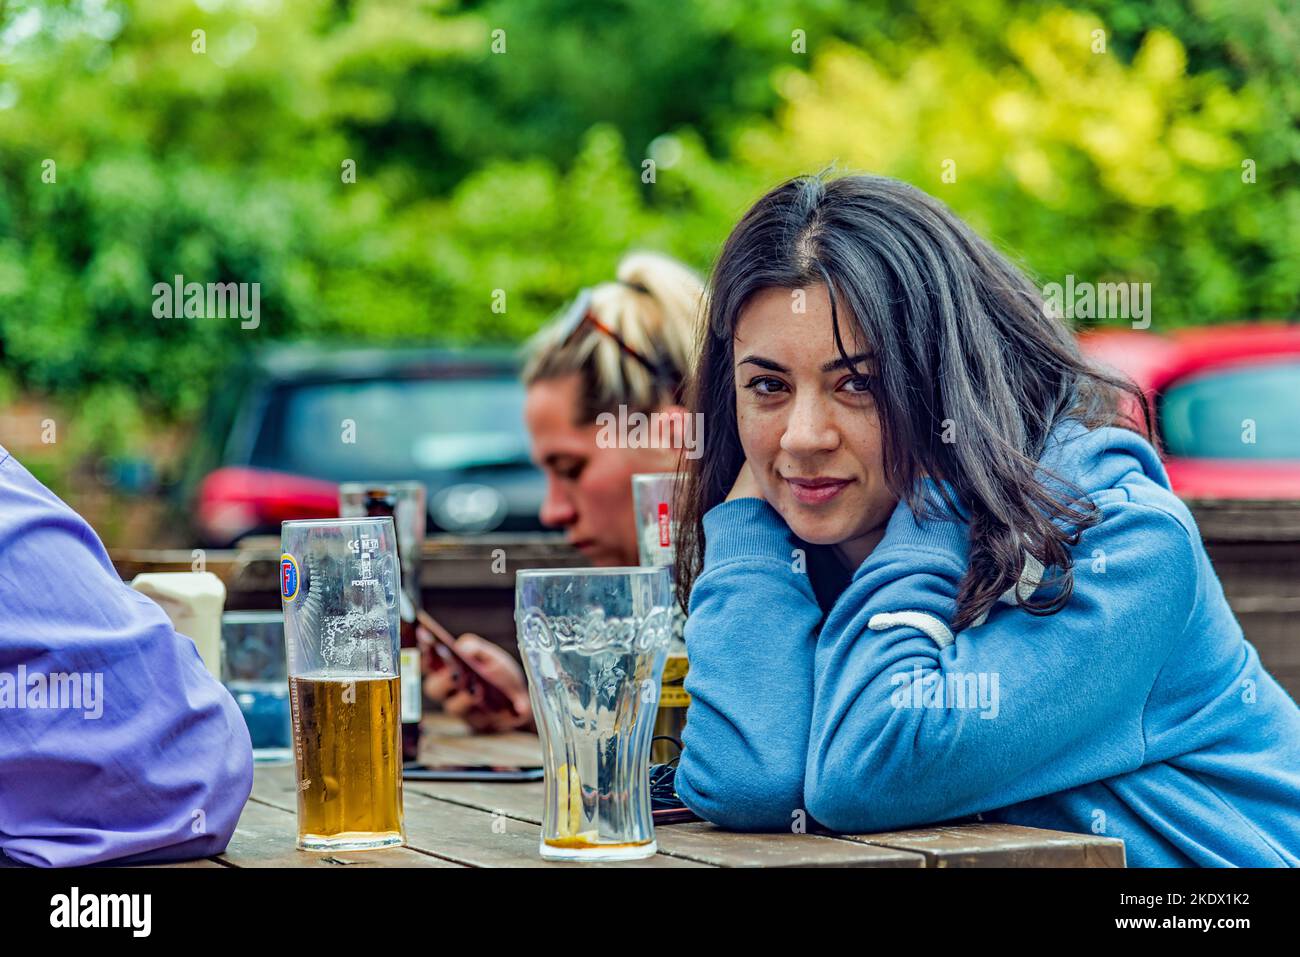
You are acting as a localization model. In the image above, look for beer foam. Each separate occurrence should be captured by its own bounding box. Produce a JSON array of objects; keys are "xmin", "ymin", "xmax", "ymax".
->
[{"xmin": 320, "ymin": 609, "xmax": 395, "ymax": 674}]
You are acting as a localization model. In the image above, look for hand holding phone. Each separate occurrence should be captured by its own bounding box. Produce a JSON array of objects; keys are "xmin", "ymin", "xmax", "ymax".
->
[{"xmin": 418, "ymin": 611, "xmax": 535, "ymax": 733}]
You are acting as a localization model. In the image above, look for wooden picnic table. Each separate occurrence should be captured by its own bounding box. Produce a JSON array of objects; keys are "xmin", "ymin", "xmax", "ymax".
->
[{"xmin": 176, "ymin": 714, "xmax": 1124, "ymax": 869}]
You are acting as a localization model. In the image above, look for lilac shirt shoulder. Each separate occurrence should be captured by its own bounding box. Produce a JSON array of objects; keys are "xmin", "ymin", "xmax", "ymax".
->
[{"xmin": 0, "ymin": 444, "xmax": 253, "ymax": 866}]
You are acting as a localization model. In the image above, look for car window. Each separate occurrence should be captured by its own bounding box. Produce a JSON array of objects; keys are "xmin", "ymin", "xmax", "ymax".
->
[
  {"xmin": 257, "ymin": 376, "xmax": 532, "ymax": 476},
  {"xmin": 1160, "ymin": 360, "xmax": 1300, "ymax": 460}
]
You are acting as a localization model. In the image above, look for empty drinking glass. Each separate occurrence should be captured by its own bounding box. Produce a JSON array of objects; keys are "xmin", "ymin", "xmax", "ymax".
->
[
  {"xmin": 222, "ymin": 610, "xmax": 292, "ymax": 763},
  {"xmin": 516, "ymin": 567, "xmax": 674, "ymax": 861}
]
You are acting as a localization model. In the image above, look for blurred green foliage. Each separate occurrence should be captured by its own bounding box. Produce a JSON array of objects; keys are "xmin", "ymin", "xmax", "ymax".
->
[{"xmin": 0, "ymin": 0, "xmax": 1295, "ymax": 457}]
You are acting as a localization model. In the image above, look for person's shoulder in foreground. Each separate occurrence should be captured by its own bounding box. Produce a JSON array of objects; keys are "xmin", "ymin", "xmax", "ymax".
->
[
  {"xmin": 0, "ymin": 444, "xmax": 253, "ymax": 867},
  {"xmin": 675, "ymin": 417, "xmax": 1300, "ymax": 867}
]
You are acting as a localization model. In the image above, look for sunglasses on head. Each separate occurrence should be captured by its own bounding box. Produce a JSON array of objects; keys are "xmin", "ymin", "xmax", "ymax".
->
[{"xmin": 554, "ymin": 282, "xmax": 681, "ymax": 397}]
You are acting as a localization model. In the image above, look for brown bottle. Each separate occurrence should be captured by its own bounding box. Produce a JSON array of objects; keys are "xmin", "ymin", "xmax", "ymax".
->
[{"xmin": 362, "ymin": 488, "xmax": 422, "ymax": 764}]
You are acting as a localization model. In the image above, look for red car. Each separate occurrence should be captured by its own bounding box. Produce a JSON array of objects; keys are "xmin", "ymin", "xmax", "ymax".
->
[
  {"xmin": 1077, "ymin": 324, "xmax": 1300, "ymax": 499},
  {"xmin": 184, "ymin": 346, "xmax": 546, "ymax": 547}
]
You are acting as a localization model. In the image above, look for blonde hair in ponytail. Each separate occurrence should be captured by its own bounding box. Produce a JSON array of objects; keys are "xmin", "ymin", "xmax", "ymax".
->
[{"xmin": 522, "ymin": 251, "xmax": 704, "ymax": 423}]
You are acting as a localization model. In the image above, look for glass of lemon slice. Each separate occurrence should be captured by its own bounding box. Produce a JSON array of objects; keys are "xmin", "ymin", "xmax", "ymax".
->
[{"xmin": 516, "ymin": 567, "xmax": 674, "ymax": 861}]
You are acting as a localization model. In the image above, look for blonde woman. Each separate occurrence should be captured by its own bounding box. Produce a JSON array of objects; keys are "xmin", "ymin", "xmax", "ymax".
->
[{"xmin": 425, "ymin": 251, "xmax": 705, "ymax": 732}]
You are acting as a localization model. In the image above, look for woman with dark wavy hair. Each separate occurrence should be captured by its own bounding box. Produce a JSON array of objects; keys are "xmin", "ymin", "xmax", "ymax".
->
[{"xmin": 671, "ymin": 172, "xmax": 1300, "ymax": 867}]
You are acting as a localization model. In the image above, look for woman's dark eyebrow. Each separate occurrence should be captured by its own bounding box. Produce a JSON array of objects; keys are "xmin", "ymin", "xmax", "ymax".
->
[
  {"xmin": 736, "ymin": 353, "xmax": 874, "ymax": 374},
  {"xmin": 820, "ymin": 352, "xmax": 874, "ymax": 373},
  {"xmin": 736, "ymin": 355, "xmax": 788, "ymax": 373}
]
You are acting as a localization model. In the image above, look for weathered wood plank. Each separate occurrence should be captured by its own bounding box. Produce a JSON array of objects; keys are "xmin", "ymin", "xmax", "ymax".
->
[
  {"xmin": 417, "ymin": 723, "xmax": 543, "ymax": 768},
  {"xmin": 839, "ymin": 822, "xmax": 1126, "ymax": 868},
  {"xmin": 249, "ymin": 761, "xmax": 302, "ymax": 810},
  {"xmin": 112, "ymin": 533, "xmax": 584, "ymax": 596},
  {"xmin": 1189, "ymin": 501, "xmax": 1300, "ymax": 543},
  {"xmin": 1205, "ymin": 542, "xmax": 1300, "ymax": 598},
  {"xmin": 404, "ymin": 723, "xmax": 1125, "ymax": 867},
  {"xmin": 130, "ymin": 858, "xmax": 228, "ymax": 868},
  {"xmin": 1, "ymin": 849, "xmax": 226, "ymax": 869},
  {"xmin": 610, "ymin": 821, "xmax": 926, "ymax": 868},
  {"xmin": 404, "ymin": 778, "xmax": 924, "ymax": 867},
  {"xmin": 401, "ymin": 777, "xmax": 546, "ymax": 822},
  {"xmin": 398, "ymin": 790, "xmax": 706, "ymax": 868},
  {"xmin": 420, "ymin": 736, "xmax": 542, "ymax": 768},
  {"xmin": 251, "ymin": 762, "xmax": 703, "ymax": 867},
  {"xmin": 206, "ymin": 744, "xmax": 1125, "ymax": 868},
  {"xmin": 216, "ymin": 796, "xmax": 461, "ymax": 868},
  {"xmin": 0, "ymin": 852, "xmax": 228, "ymax": 868}
]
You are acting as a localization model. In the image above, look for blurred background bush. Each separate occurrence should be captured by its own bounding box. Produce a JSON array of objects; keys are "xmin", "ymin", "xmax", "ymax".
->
[{"xmin": 0, "ymin": 0, "xmax": 1295, "ymax": 540}]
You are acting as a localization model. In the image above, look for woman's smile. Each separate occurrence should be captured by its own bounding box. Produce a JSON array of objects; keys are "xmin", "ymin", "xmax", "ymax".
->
[{"xmin": 784, "ymin": 474, "xmax": 855, "ymax": 506}]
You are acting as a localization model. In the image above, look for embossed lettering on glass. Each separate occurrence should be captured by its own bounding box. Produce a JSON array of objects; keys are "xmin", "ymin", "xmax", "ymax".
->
[{"xmin": 515, "ymin": 567, "xmax": 674, "ymax": 861}]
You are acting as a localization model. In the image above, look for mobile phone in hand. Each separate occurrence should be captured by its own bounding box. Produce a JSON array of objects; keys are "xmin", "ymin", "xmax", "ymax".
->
[{"xmin": 417, "ymin": 609, "xmax": 520, "ymax": 716}]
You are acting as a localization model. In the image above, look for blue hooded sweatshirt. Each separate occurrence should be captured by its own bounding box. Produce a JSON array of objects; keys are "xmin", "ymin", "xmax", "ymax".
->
[{"xmin": 674, "ymin": 416, "xmax": 1300, "ymax": 867}]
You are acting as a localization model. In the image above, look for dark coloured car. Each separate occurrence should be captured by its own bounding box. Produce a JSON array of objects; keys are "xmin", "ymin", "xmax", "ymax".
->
[{"xmin": 185, "ymin": 346, "xmax": 545, "ymax": 547}]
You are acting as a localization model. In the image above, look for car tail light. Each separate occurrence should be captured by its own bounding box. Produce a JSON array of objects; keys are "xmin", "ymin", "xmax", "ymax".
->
[{"xmin": 198, "ymin": 466, "xmax": 340, "ymax": 545}]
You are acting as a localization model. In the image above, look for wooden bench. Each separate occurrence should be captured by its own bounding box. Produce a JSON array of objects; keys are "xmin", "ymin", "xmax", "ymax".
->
[{"xmin": 111, "ymin": 499, "xmax": 1300, "ymax": 704}]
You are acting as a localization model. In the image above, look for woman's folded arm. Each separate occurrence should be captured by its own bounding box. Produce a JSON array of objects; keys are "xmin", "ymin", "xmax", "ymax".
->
[
  {"xmin": 673, "ymin": 497, "xmax": 826, "ymax": 831},
  {"xmin": 804, "ymin": 495, "xmax": 1198, "ymax": 833}
]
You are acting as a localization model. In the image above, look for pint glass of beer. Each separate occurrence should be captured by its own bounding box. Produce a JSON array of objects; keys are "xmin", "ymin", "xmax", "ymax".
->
[
  {"xmin": 631, "ymin": 472, "xmax": 679, "ymax": 569},
  {"xmin": 516, "ymin": 567, "xmax": 674, "ymax": 861},
  {"xmin": 280, "ymin": 518, "xmax": 407, "ymax": 851},
  {"xmin": 631, "ymin": 472, "xmax": 690, "ymax": 765}
]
